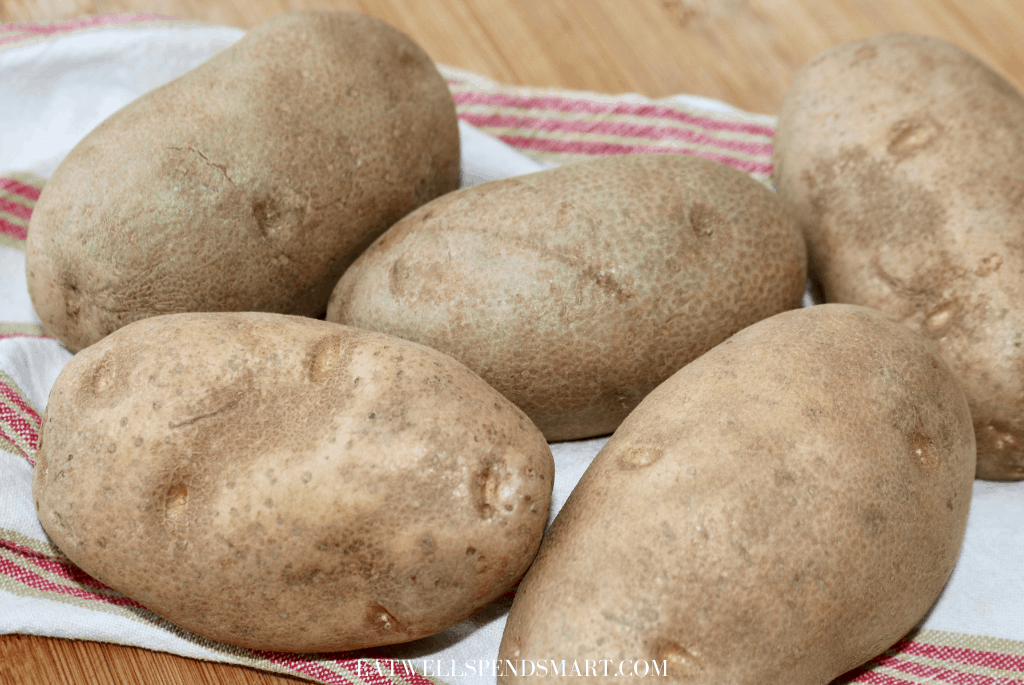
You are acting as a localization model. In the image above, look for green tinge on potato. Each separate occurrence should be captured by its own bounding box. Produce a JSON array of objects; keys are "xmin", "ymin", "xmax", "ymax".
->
[
  {"xmin": 499, "ymin": 304, "xmax": 975, "ymax": 685},
  {"xmin": 26, "ymin": 11, "xmax": 460, "ymax": 353},
  {"xmin": 33, "ymin": 313, "xmax": 554, "ymax": 652},
  {"xmin": 327, "ymin": 153, "xmax": 808, "ymax": 442},
  {"xmin": 772, "ymin": 33, "xmax": 1024, "ymax": 480}
]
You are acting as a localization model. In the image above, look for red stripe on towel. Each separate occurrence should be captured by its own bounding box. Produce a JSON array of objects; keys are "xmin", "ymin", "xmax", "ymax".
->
[
  {"xmin": 458, "ymin": 111, "xmax": 773, "ymax": 156},
  {"xmin": 452, "ymin": 91, "xmax": 775, "ymax": 137},
  {"xmin": 0, "ymin": 177, "xmax": 42, "ymax": 202}
]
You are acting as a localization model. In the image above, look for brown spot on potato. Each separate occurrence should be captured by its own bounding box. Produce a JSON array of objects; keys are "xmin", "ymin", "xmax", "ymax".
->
[
  {"xmin": 576, "ymin": 260, "xmax": 633, "ymax": 303},
  {"xmin": 366, "ymin": 604, "xmax": 401, "ymax": 632},
  {"xmin": 814, "ymin": 148, "xmax": 949, "ymax": 256},
  {"xmin": 386, "ymin": 255, "xmax": 416, "ymax": 300},
  {"xmin": 165, "ymin": 485, "xmax": 188, "ymax": 522},
  {"xmin": 63, "ymin": 283, "xmax": 81, "ymax": 321},
  {"xmin": 887, "ymin": 116, "xmax": 943, "ymax": 159},
  {"xmin": 555, "ymin": 198, "xmax": 577, "ymax": 226},
  {"xmin": 977, "ymin": 420, "xmax": 1024, "ymax": 478},
  {"xmin": 911, "ymin": 433, "xmax": 940, "ymax": 471},
  {"xmin": 850, "ymin": 44, "xmax": 878, "ymax": 66},
  {"xmin": 251, "ymin": 197, "xmax": 279, "ymax": 237},
  {"xmin": 656, "ymin": 641, "xmax": 703, "ymax": 674},
  {"xmin": 807, "ymin": 148, "xmax": 952, "ymax": 304},
  {"xmin": 923, "ymin": 306, "xmax": 955, "ymax": 333},
  {"xmin": 689, "ymin": 200, "xmax": 722, "ymax": 238},
  {"xmin": 618, "ymin": 444, "xmax": 664, "ymax": 470},
  {"xmin": 477, "ymin": 460, "xmax": 505, "ymax": 519},
  {"xmin": 976, "ymin": 421, "xmax": 1023, "ymax": 470},
  {"xmin": 800, "ymin": 168, "xmax": 818, "ymax": 192},
  {"xmin": 91, "ymin": 362, "xmax": 113, "ymax": 393},
  {"xmin": 976, "ymin": 253, "xmax": 1003, "ymax": 277},
  {"xmin": 307, "ymin": 335, "xmax": 352, "ymax": 383},
  {"xmin": 861, "ymin": 507, "xmax": 886, "ymax": 536}
]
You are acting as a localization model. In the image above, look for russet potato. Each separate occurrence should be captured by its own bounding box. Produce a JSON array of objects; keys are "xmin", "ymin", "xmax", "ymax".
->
[
  {"xmin": 33, "ymin": 312, "xmax": 553, "ymax": 652},
  {"xmin": 772, "ymin": 33, "xmax": 1024, "ymax": 479},
  {"xmin": 499, "ymin": 304, "xmax": 975, "ymax": 684},
  {"xmin": 328, "ymin": 153, "xmax": 807, "ymax": 441},
  {"xmin": 26, "ymin": 11, "xmax": 460, "ymax": 352}
]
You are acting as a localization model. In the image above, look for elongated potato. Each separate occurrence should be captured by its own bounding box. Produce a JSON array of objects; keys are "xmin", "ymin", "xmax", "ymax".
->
[
  {"xmin": 33, "ymin": 313, "xmax": 553, "ymax": 652},
  {"xmin": 499, "ymin": 304, "xmax": 975, "ymax": 684},
  {"xmin": 328, "ymin": 153, "xmax": 807, "ymax": 441},
  {"xmin": 772, "ymin": 33, "xmax": 1024, "ymax": 479},
  {"xmin": 26, "ymin": 11, "xmax": 460, "ymax": 352}
]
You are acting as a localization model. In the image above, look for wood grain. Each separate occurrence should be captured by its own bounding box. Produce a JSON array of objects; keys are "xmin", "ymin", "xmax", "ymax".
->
[
  {"xmin": 3, "ymin": 0, "xmax": 1023, "ymax": 683},
  {"xmin": 1, "ymin": 0, "xmax": 1022, "ymax": 113},
  {"xmin": 0, "ymin": 634, "xmax": 309, "ymax": 684}
]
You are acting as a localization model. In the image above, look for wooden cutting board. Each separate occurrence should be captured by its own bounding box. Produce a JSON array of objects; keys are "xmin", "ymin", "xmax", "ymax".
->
[{"xmin": 2, "ymin": 1, "xmax": 1021, "ymax": 683}]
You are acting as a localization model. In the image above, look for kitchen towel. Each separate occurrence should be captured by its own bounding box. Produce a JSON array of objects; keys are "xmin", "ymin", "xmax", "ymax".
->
[{"xmin": 2, "ymin": 14, "xmax": 1023, "ymax": 685}]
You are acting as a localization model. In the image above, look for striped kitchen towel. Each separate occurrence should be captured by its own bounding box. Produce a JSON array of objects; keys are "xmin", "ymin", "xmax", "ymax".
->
[
  {"xmin": 2, "ymin": 14, "xmax": 1024, "ymax": 685},
  {"xmin": 444, "ymin": 65, "xmax": 774, "ymax": 183}
]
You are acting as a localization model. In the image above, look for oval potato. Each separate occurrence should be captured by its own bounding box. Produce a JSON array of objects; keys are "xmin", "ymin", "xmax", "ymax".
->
[
  {"xmin": 499, "ymin": 304, "xmax": 975, "ymax": 684},
  {"xmin": 26, "ymin": 11, "xmax": 460, "ymax": 352},
  {"xmin": 328, "ymin": 153, "xmax": 807, "ymax": 441},
  {"xmin": 33, "ymin": 312, "xmax": 553, "ymax": 652},
  {"xmin": 772, "ymin": 33, "xmax": 1024, "ymax": 479}
]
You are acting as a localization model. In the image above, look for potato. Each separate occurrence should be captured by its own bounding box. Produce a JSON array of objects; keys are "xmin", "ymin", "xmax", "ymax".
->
[
  {"xmin": 32, "ymin": 312, "xmax": 553, "ymax": 652},
  {"xmin": 498, "ymin": 304, "xmax": 975, "ymax": 684},
  {"xmin": 772, "ymin": 33, "xmax": 1024, "ymax": 480},
  {"xmin": 26, "ymin": 11, "xmax": 460, "ymax": 353},
  {"xmin": 327, "ymin": 153, "xmax": 807, "ymax": 442}
]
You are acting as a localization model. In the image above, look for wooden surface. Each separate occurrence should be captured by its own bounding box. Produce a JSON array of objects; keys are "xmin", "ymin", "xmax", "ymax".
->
[
  {"xmin": 2, "ymin": 0, "xmax": 1023, "ymax": 113},
  {"xmin": 0, "ymin": 634, "xmax": 308, "ymax": 684},
  {"xmin": 2, "ymin": 0, "xmax": 1023, "ymax": 683}
]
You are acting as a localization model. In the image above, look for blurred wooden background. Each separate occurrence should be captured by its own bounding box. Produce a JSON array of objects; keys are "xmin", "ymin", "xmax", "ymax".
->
[
  {"xmin": 2, "ymin": 0, "xmax": 1022, "ymax": 114},
  {"xmin": 2, "ymin": 0, "xmax": 1022, "ymax": 683}
]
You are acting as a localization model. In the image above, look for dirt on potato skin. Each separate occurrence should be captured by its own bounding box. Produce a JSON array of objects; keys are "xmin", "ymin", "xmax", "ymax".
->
[
  {"xmin": 25, "ymin": 11, "xmax": 460, "ymax": 353},
  {"xmin": 772, "ymin": 32, "xmax": 1024, "ymax": 480},
  {"xmin": 498, "ymin": 304, "xmax": 975, "ymax": 685},
  {"xmin": 33, "ymin": 312, "xmax": 553, "ymax": 652},
  {"xmin": 329, "ymin": 153, "xmax": 808, "ymax": 443}
]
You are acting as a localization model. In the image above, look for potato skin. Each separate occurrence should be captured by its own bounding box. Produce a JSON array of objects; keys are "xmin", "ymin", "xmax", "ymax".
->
[
  {"xmin": 772, "ymin": 33, "xmax": 1024, "ymax": 479},
  {"xmin": 498, "ymin": 304, "xmax": 975, "ymax": 685},
  {"xmin": 327, "ymin": 153, "xmax": 807, "ymax": 442},
  {"xmin": 32, "ymin": 313, "xmax": 553, "ymax": 652},
  {"xmin": 26, "ymin": 11, "xmax": 460, "ymax": 353}
]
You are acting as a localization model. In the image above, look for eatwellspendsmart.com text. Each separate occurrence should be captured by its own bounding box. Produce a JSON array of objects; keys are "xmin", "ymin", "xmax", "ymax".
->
[{"xmin": 353, "ymin": 658, "xmax": 671, "ymax": 678}]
